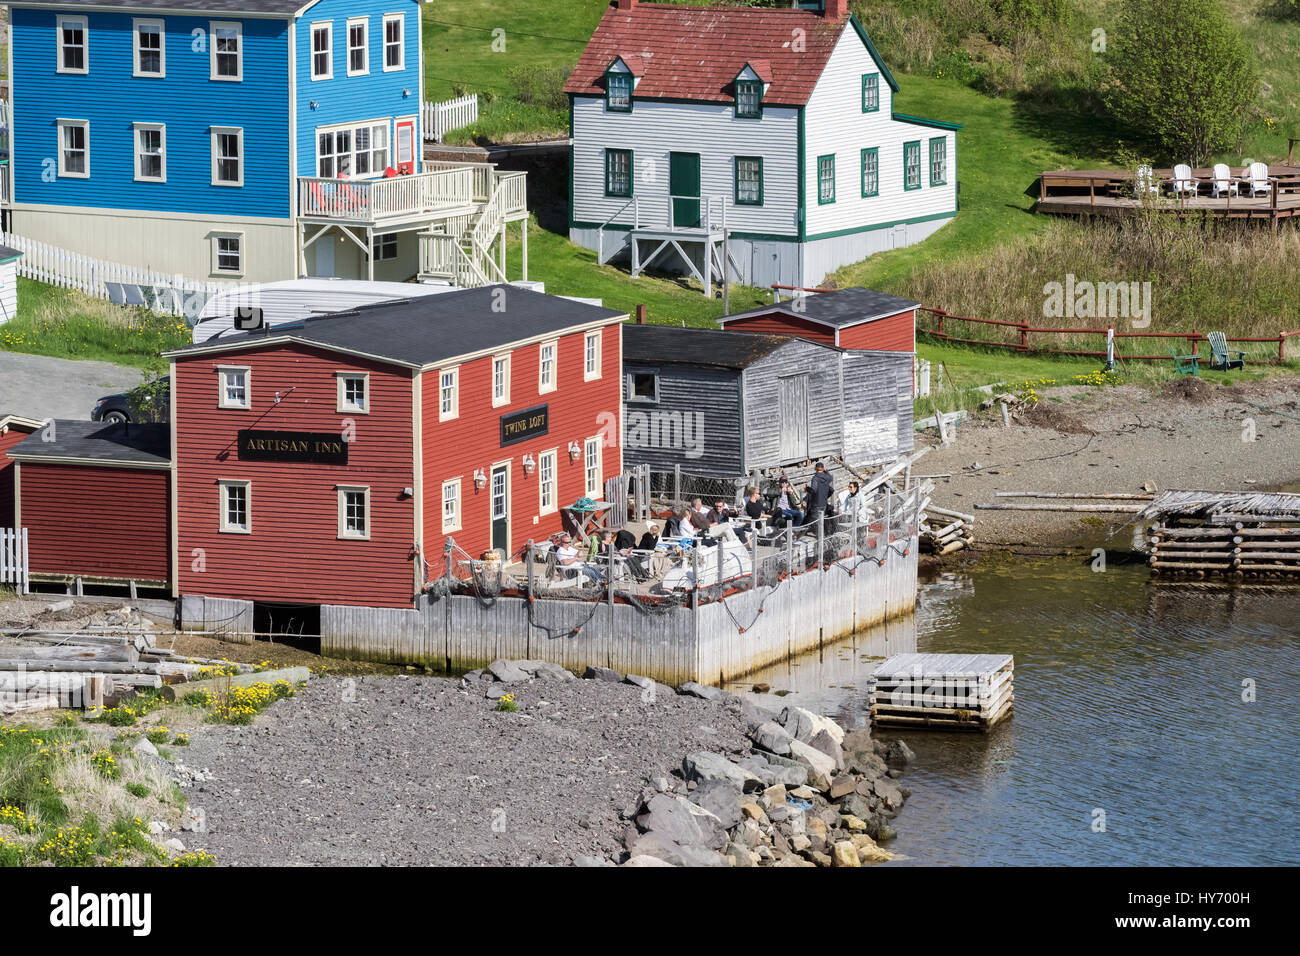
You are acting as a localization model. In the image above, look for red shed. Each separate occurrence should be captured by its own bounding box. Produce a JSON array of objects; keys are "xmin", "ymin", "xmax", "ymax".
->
[
  {"xmin": 718, "ymin": 287, "xmax": 919, "ymax": 352},
  {"xmin": 0, "ymin": 415, "xmax": 43, "ymax": 529},
  {"xmin": 6, "ymin": 421, "xmax": 172, "ymax": 587},
  {"xmin": 166, "ymin": 285, "xmax": 626, "ymax": 611}
]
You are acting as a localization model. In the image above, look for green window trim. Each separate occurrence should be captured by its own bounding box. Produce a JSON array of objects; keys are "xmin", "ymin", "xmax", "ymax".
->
[
  {"xmin": 861, "ymin": 73, "xmax": 880, "ymax": 113},
  {"xmin": 929, "ymin": 136, "xmax": 947, "ymax": 186},
  {"xmin": 735, "ymin": 79, "xmax": 763, "ymax": 119},
  {"xmin": 903, "ymin": 140, "xmax": 921, "ymax": 192},
  {"xmin": 605, "ymin": 148, "xmax": 633, "ymax": 198},
  {"xmin": 860, "ymin": 147, "xmax": 879, "ymax": 198},
  {"xmin": 605, "ymin": 70, "xmax": 632, "ymax": 112},
  {"xmin": 734, "ymin": 155, "xmax": 764, "ymax": 206},
  {"xmin": 817, "ymin": 153, "xmax": 835, "ymax": 205}
]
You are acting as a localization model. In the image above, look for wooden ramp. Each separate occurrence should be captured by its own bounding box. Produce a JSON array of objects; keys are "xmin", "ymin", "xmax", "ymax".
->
[{"xmin": 869, "ymin": 653, "xmax": 1014, "ymax": 733}]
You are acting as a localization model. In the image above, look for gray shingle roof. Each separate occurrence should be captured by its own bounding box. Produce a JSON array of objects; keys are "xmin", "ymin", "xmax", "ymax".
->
[
  {"xmin": 0, "ymin": 245, "xmax": 24, "ymax": 263},
  {"xmin": 166, "ymin": 285, "xmax": 627, "ymax": 368},
  {"xmin": 12, "ymin": 0, "xmax": 310, "ymax": 15},
  {"xmin": 7, "ymin": 421, "xmax": 170, "ymax": 466},
  {"xmin": 623, "ymin": 324, "xmax": 816, "ymax": 370},
  {"xmin": 720, "ymin": 287, "xmax": 921, "ymax": 330}
]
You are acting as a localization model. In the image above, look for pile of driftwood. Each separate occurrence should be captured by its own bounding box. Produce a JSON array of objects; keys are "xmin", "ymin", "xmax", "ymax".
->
[
  {"xmin": 1141, "ymin": 491, "xmax": 1300, "ymax": 578},
  {"xmin": 0, "ymin": 609, "xmax": 255, "ymax": 714},
  {"xmin": 920, "ymin": 504, "xmax": 974, "ymax": 555}
]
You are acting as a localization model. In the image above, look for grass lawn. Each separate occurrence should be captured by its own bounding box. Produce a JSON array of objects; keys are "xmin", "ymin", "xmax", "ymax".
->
[{"xmin": 0, "ymin": 279, "xmax": 187, "ymax": 370}]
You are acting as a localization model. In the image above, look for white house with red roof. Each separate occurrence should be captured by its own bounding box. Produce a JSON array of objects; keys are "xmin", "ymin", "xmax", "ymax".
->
[{"xmin": 564, "ymin": 0, "xmax": 961, "ymax": 293}]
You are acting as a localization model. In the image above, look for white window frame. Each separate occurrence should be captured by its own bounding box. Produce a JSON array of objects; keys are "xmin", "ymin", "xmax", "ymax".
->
[
  {"xmin": 211, "ymin": 232, "xmax": 244, "ymax": 277},
  {"xmin": 56, "ymin": 15, "xmax": 89, "ymax": 75},
  {"xmin": 210, "ymin": 126, "xmax": 243, "ymax": 186},
  {"xmin": 382, "ymin": 13, "xmax": 404, "ymax": 72},
  {"xmin": 337, "ymin": 485, "xmax": 371, "ymax": 540},
  {"xmin": 218, "ymin": 479, "xmax": 251, "ymax": 534},
  {"xmin": 133, "ymin": 122, "xmax": 166, "ymax": 183},
  {"xmin": 216, "ymin": 365, "xmax": 250, "ymax": 409},
  {"xmin": 346, "ymin": 17, "xmax": 369, "ymax": 77},
  {"xmin": 132, "ymin": 18, "xmax": 165, "ymax": 78},
  {"xmin": 371, "ymin": 232, "xmax": 398, "ymax": 261},
  {"xmin": 336, "ymin": 371, "xmax": 369, "ymax": 414},
  {"xmin": 210, "ymin": 21, "xmax": 242, "ymax": 81},
  {"xmin": 441, "ymin": 478, "xmax": 462, "ymax": 533},
  {"xmin": 491, "ymin": 353, "xmax": 511, "ymax": 408},
  {"xmin": 56, "ymin": 119, "xmax": 90, "ymax": 179},
  {"xmin": 584, "ymin": 329, "xmax": 603, "ymax": 381},
  {"xmin": 584, "ymin": 436, "xmax": 602, "ymax": 499},
  {"xmin": 538, "ymin": 449, "xmax": 557, "ymax": 516},
  {"xmin": 310, "ymin": 21, "xmax": 333, "ymax": 81},
  {"xmin": 315, "ymin": 120, "xmax": 389, "ymax": 180},
  {"xmin": 538, "ymin": 340, "xmax": 557, "ymax": 394},
  {"xmin": 438, "ymin": 366, "xmax": 459, "ymax": 421}
]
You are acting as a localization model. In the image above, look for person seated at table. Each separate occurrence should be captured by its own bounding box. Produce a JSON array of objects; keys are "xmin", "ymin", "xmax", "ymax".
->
[
  {"xmin": 587, "ymin": 528, "xmax": 616, "ymax": 561},
  {"xmin": 636, "ymin": 521, "xmax": 660, "ymax": 552},
  {"xmin": 611, "ymin": 527, "xmax": 651, "ymax": 582},
  {"xmin": 743, "ymin": 486, "xmax": 771, "ymax": 524},
  {"xmin": 614, "ymin": 528, "xmax": 637, "ymax": 551},
  {"xmin": 557, "ymin": 533, "xmax": 601, "ymax": 583},
  {"xmin": 708, "ymin": 497, "xmax": 748, "ymax": 544},
  {"xmin": 773, "ymin": 476, "xmax": 804, "ymax": 528},
  {"xmin": 677, "ymin": 508, "xmax": 698, "ymax": 538},
  {"xmin": 690, "ymin": 497, "xmax": 710, "ymax": 519}
]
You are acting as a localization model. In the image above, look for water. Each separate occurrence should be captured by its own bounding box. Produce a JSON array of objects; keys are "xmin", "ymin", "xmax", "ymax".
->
[{"xmin": 737, "ymin": 560, "xmax": 1300, "ymax": 866}]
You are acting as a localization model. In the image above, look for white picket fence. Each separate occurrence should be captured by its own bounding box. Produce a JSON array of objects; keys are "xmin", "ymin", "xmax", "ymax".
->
[
  {"xmin": 423, "ymin": 94, "xmax": 479, "ymax": 143},
  {"xmin": 0, "ymin": 528, "xmax": 29, "ymax": 595},
  {"xmin": 0, "ymin": 231, "xmax": 233, "ymax": 321}
]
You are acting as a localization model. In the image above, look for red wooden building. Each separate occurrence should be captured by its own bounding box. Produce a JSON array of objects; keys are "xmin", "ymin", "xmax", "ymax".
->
[
  {"xmin": 165, "ymin": 285, "xmax": 625, "ymax": 611},
  {"xmin": 718, "ymin": 287, "xmax": 918, "ymax": 351},
  {"xmin": 0, "ymin": 414, "xmax": 42, "ymax": 529},
  {"xmin": 5, "ymin": 420, "xmax": 172, "ymax": 587}
]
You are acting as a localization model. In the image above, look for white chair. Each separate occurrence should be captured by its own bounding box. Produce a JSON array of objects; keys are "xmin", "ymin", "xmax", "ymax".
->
[
  {"xmin": 1171, "ymin": 164, "xmax": 1198, "ymax": 197},
  {"xmin": 1247, "ymin": 161, "xmax": 1271, "ymax": 197},
  {"xmin": 1210, "ymin": 163, "xmax": 1237, "ymax": 199},
  {"xmin": 1134, "ymin": 164, "xmax": 1160, "ymax": 196}
]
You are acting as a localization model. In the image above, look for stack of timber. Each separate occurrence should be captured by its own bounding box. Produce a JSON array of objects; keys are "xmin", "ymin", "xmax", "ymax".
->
[
  {"xmin": 0, "ymin": 626, "xmax": 256, "ymax": 714},
  {"xmin": 1140, "ymin": 490, "xmax": 1300, "ymax": 579},
  {"xmin": 919, "ymin": 504, "xmax": 974, "ymax": 555},
  {"xmin": 976, "ymin": 491, "xmax": 1152, "ymax": 513},
  {"xmin": 869, "ymin": 653, "xmax": 1014, "ymax": 733}
]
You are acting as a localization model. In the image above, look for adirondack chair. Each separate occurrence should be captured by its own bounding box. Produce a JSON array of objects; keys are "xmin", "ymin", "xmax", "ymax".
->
[
  {"xmin": 1210, "ymin": 163, "xmax": 1238, "ymax": 199},
  {"xmin": 1168, "ymin": 346, "xmax": 1199, "ymax": 376},
  {"xmin": 1170, "ymin": 163, "xmax": 1198, "ymax": 197},
  {"xmin": 1247, "ymin": 161, "xmax": 1272, "ymax": 198},
  {"xmin": 1206, "ymin": 331, "xmax": 1245, "ymax": 371}
]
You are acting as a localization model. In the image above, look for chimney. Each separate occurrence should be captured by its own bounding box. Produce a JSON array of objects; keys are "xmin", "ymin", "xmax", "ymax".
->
[
  {"xmin": 635, "ymin": 304, "xmax": 646, "ymax": 325},
  {"xmin": 616, "ymin": 0, "xmax": 637, "ymax": 10},
  {"xmin": 823, "ymin": 0, "xmax": 849, "ymax": 18}
]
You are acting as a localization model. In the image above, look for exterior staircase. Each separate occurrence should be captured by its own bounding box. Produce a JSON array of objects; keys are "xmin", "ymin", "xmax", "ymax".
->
[{"xmin": 418, "ymin": 166, "xmax": 526, "ymax": 287}]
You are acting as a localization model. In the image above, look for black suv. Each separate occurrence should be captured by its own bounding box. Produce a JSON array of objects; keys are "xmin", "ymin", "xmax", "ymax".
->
[{"xmin": 92, "ymin": 377, "xmax": 171, "ymax": 424}]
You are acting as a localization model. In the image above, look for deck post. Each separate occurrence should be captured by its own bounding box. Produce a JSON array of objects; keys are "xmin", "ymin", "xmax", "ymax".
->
[
  {"xmin": 816, "ymin": 513, "xmax": 824, "ymax": 570},
  {"xmin": 691, "ymin": 546, "xmax": 700, "ymax": 609},
  {"xmin": 673, "ymin": 464, "xmax": 681, "ymax": 510},
  {"xmin": 444, "ymin": 537, "xmax": 455, "ymax": 581},
  {"xmin": 1191, "ymin": 328, "xmax": 1199, "ymax": 358},
  {"xmin": 608, "ymin": 545, "xmax": 615, "ymax": 606},
  {"xmin": 717, "ymin": 537, "xmax": 725, "ymax": 595},
  {"xmin": 851, "ymin": 501, "xmax": 858, "ymax": 560},
  {"xmin": 526, "ymin": 539, "xmax": 534, "ymax": 600},
  {"xmin": 1280, "ymin": 332, "xmax": 1287, "ymax": 364},
  {"xmin": 750, "ymin": 525, "xmax": 759, "ymax": 591},
  {"xmin": 785, "ymin": 523, "xmax": 793, "ymax": 575},
  {"xmin": 521, "ymin": 218, "xmax": 529, "ymax": 281}
]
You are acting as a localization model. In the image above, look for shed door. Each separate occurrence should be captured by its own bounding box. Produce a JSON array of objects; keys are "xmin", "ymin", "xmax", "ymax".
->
[
  {"xmin": 669, "ymin": 152, "xmax": 701, "ymax": 229},
  {"xmin": 778, "ymin": 374, "xmax": 809, "ymax": 462}
]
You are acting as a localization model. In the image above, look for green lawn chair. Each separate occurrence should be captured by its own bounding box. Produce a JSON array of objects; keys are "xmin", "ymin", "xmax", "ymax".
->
[
  {"xmin": 1168, "ymin": 346, "xmax": 1199, "ymax": 376},
  {"xmin": 1206, "ymin": 331, "xmax": 1245, "ymax": 371}
]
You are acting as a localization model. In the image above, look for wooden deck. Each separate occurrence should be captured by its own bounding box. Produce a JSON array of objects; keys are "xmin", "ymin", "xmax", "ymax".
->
[
  {"xmin": 869, "ymin": 652, "xmax": 1015, "ymax": 732},
  {"xmin": 1036, "ymin": 165, "xmax": 1300, "ymax": 223}
]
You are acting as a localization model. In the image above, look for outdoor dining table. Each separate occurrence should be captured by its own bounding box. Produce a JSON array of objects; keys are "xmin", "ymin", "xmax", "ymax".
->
[{"xmin": 561, "ymin": 500, "xmax": 614, "ymax": 542}]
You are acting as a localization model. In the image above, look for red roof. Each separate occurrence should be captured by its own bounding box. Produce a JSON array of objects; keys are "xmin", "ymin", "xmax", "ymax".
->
[{"xmin": 564, "ymin": 3, "xmax": 849, "ymax": 107}]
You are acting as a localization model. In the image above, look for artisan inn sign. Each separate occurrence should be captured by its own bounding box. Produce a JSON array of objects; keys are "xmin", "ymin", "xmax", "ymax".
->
[
  {"xmin": 500, "ymin": 404, "xmax": 549, "ymax": 447},
  {"xmin": 237, "ymin": 430, "xmax": 349, "ymax": 464}
]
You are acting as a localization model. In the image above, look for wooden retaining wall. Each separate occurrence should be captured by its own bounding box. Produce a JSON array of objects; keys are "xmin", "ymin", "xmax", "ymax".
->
[{"xmin": 178, "ymin": 595, "xmax": 255, "ymax": 645}]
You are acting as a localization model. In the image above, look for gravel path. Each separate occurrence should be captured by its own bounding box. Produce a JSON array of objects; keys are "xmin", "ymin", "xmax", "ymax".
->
[
  {"xmin": 0, "ymin": 352, "xmax": 140, "ymax": 421},
  {"xmin": 182, "ymin": 675, "xmax": 753, "ymax": 866},
  {"xmin": 923, "ymin": 377, "xmax": 1300, "ymax": 548}
]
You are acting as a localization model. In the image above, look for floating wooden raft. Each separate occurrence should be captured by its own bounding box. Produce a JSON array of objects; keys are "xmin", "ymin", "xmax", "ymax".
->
[
  {"xmin": 869, "ymin": 653, "xmax": 1014, "ymax": 733},
  {"xmin": 1140, "ymin": 491, "xmax": 1300, "ymax": 579}
]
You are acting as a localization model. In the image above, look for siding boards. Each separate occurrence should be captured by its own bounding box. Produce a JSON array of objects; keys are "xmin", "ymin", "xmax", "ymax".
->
[
  {"xmin": 721, "ymin": 314, "xmax": 836, "ymax": 345},
  {"xmin": 20, "ymin": 463, "xmax": 170, "ymax": 581},
  {"xmin": 0, "ymin": 427, "xmax": 37, "ymax": 529},
  {"xmin": 622, "ymin": 363, "xmax": 742, "ymax": 477},
  {"xmin": 841, "ymin": 350, "xmax": 914, "ymax": 465},
  {"xmin": 837, "ymin": 311, "xmax": 915, "ymax": 351},
  {"xmin": 741, "ymin": 339, "xmax": 843, "ymax": 470}
]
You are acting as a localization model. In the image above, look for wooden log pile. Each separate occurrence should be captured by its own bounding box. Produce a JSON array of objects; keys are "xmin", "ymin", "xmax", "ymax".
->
[
  {"xmin": 920, "ymin": 504, "xmax": 974, "ymax": 555},
  {"xmin": 1141, "ymin": 491, "xmax": 1300, "ymax": 579},
  {"xmin": 869, "ymin": 653, "xmax": 1014, "ymax": 733}
]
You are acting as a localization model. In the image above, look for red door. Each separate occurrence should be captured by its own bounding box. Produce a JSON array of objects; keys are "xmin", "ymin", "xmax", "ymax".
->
[{"xmin": 396, "ymin": 119, "xmax": 416, "ymax": 174}]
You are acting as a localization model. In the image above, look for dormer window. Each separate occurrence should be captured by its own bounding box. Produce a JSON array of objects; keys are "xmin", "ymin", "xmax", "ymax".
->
[
  {"xmin": 735, "ymin": 80, "xmax": 762, "ymax": 119},
  {"xmin": 606, "ymin": 70, "xmax": 632, "ymax": 111}
]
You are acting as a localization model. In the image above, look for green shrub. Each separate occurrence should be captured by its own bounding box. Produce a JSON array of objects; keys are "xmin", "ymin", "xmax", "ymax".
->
[{"xmin": 508, "ymin": 65, "xmax": 570, "ymax": 112}]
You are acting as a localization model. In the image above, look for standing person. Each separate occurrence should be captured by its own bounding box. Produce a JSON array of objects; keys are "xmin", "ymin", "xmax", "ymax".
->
[
  {"xmin": 805, "ymin": 462, "xmax": 835, "ymax": 523},
  {"xmin": 774, "ymin": 476, "xmax": 804, "ymax": 527},
  {"xmin": 837, "ymin": 480, "xmax": 868, "ymax": 522}
]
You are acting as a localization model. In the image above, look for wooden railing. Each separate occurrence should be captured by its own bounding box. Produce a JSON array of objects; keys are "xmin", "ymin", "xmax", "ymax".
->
[
  {"xmin": 424, "ymin": 161, "xmax": 494, "ymax": 202},
  {"xmin": 1038, "ymin": 169, "xmax": 1289, "ymax": 212},
  {"xmin": 297, "ymin": 167, "xmax": 477, "ymax": 222},
  {"xmin": 418, "ymin": 232, "xmax": 489, "ymax": 287},
  {"xmin": 497, "ymin": 170, "xmax": 528, "ymax": 220}
]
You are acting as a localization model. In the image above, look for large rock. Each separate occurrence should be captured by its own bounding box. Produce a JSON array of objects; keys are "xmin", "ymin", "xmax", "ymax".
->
[
  {"xmin": 832, "ymin": 840, "xmax": 860, "ymax": 867},
  {"xmin": 487, "ymin": 659, "xmax": 530, "ymax": 682},
  {"xmin": 691, "ymin": 782, "xmax": 743, "ymax": 830},
  {"xmin": 636, "ymin": 793, "xmax": 727, "ymax": 849},
  {"xmin": 807, "ymin": 729, "xmax": 845, "ymax": 771},
  {"xmin": 627, "ymin": 831, "xmax": 729, "ymax": 867},
  {"xmin": 778, "ymin": 706, "xmax": 845, "ymax": 746},
  {"xmin": 622, "ymin": 854, "xmax": 675, "ymax": 867},
  {"xmin": 846, "ymin": 748, "xmax": 889, "ymax": 781},
  {"xmin": 678, "ymin": 681, "xmax": 725, "ymax": 701},
  {"xmin": 755, "ymin": 752, "xmax": 810, "ymax": 788},
  {"xmin": 748, "ymin": 721, "xmax": 794, "ymax": 757},
  {"xmin": 873, "ymin": 776, "xmax": 905, "ymax": 812},
  {"xmin": 882, "ymin": 739, "xmax": 916, "ymax": 769},
  {"xmin": 787, "ymin": 739, "xmax": 836, "ymax": 791},
  {"xmin": 523, "ymin": 660, "xmax": 575, "ymax": 681},
  {"xmin": 841, "ymin": 727, "xmax": 873, "ymax": 754},
  {"xmin": 623, "ymin": 674, "xmax": 654, "ymax": 690},
  {"xmin": 583, "ymin": 665, "xmax": 622, "ymax": 682},
  {"xmin": 682, "ymin": 752, "xmax": 762, "ymax": 792},
  {"xmin": 132, "ymin": 737, "xmax": 159, "ymax": 758}
]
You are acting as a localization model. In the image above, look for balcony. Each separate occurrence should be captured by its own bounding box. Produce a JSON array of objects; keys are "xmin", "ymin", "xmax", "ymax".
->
[{"xmin": 297, "ymin": 167, "xmax": 481, "ymax": 226}]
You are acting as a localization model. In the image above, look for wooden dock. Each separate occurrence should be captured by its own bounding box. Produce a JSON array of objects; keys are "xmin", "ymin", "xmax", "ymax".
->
[
  {"xmin": 1141, "ymin": 491, "xmax": 1300, "ymax": 579},
  {"xmin": 869, "ymin": 653, "xmax": 1014, "ymax": 733}
]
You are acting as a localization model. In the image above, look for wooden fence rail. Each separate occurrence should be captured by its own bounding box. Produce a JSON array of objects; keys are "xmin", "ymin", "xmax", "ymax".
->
[{"xmin": 423, "ymin": 94, "xmax": 479, "ymax": 143}]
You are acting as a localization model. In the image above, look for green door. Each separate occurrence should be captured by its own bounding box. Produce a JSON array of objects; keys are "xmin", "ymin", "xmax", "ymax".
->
[{"xmin": 669, "ymin": 152, "xmax": 701, "ymax": 228}]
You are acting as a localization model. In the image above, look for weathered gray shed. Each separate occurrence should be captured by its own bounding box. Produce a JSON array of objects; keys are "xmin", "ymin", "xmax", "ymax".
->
[{"xmin": 622, "ymin": 324, "xmax": 911, "ymax": 477}]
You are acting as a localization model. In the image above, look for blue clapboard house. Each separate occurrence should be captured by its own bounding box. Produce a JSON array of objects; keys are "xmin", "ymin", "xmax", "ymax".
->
[{"xmin": 2, "ymin": 0, "xmax": 521, "ymax": 284}]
